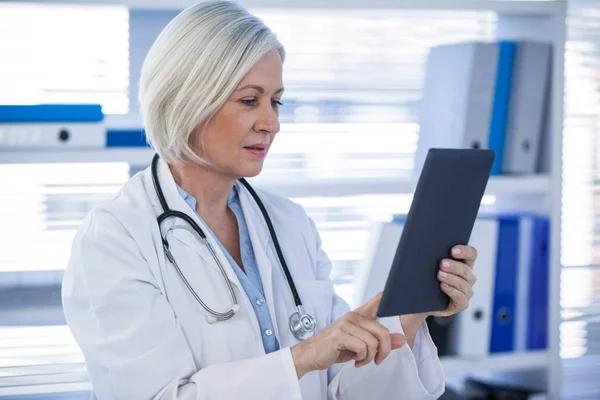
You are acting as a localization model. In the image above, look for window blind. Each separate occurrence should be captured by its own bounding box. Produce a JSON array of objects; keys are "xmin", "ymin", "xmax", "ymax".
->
[
  {"xmin": 561, "ymin": 1, "xmax": 600, "ymax": 398},
  {"xmin": 253, "ymin": 10, "xmax": 496, "ymax": 183},
  {"xmin": 0, "ymin": 3, "xmax": 129, "ymax": 115}
]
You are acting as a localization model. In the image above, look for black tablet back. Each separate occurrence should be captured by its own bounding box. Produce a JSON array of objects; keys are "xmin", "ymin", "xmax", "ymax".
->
[{"xmin": 377, "ymin": 148, "xmax": 494, "ymax": 317}]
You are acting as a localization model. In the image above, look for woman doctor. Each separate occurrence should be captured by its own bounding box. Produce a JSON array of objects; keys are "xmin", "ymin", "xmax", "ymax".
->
[{"xmin": 62, "ymin": 2, "xmax": 479, "ymax": 399}]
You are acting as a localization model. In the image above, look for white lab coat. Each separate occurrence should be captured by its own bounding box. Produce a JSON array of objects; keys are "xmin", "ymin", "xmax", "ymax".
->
[{"xmin": 62, "ymin": 158, "xmax": 445, "ymax": 400}]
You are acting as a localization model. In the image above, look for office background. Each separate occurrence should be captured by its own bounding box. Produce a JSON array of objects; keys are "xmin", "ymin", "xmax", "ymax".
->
[{"xmin": 0, "ymin": 0, "xmax": 598, "ymax": 399}]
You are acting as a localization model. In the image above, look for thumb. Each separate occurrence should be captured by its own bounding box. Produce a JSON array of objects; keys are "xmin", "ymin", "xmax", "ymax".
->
[
  {"xmin": 355, "ymin": 291, "xmax": 383, "ymax": 319},
  {"xmin": 391, "ymin": 333, "xmax": 406, "ymax": 350}
]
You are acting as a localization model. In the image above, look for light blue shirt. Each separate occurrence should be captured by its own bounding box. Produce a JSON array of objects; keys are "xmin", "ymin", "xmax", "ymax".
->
[{"xmin": 177, "ymin": 184, "xmax": 280, "ymax": 354}]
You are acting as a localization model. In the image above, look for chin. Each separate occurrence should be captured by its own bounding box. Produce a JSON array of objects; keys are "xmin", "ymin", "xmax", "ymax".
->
[
  {"xmin": 237, "ymin": 161, "xmax": 264, "ymax": 179},
  {"xmin": 242, "ymin": 167, "xmax": 263, "ymax": 178}
]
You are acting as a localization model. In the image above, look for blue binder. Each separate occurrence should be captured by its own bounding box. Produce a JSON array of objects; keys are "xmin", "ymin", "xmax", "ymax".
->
[
  {"xmin": 489, "ymin": 41, "xmax": 516, "ymax": 175},
  {"xmin": 527, "ymin": 217, "xmax": 550, "ymax": 350},
  {"xmin": 489, "ymin": 215, "xmax": 520, "ymax": 353}
]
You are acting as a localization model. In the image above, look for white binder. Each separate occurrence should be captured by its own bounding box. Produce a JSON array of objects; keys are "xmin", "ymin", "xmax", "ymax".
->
[
  {"xmin": 414, "ymin": 42, "xmax": 499, "ymax": 178},
  {"xmin": 0, "ymin": 122, "xmax": 105, "ymax": 149},
  {"xmin": 515, "ymin": 216, "xmax": 534, "ymax": 351},
  {"xmin": 352, "ymin": 221, "xmax": 404, "ymax": 309},
  {"xmin": 451, "ymin": 218, "xmax": 499, "ymax": 357},
  {"xmin": 502, "ymin": 42, "xmax": 552, "ymax": 174}
]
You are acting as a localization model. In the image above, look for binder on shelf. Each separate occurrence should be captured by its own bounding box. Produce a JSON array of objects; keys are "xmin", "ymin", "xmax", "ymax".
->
[
  {"xmin": 354, "ymin": 213, "xmax": 549, "ymax": 356},
  {"xmin": 414, "ymin": 42, "xmax": 499, "ymax": 178},
  {"xmin": 527, "ymin": 216, "xmax": 550, "ymax": 350},
  {"xmin": 0, "ymin": 104, "xmax": 106, "ymax": 149},
  {"xmin": 515, "ymin": 216, "xmax": 535, "ymax": 351},
  {"xmin": 352, "ymin": 219, "xmax": 404, "ymax": 309},
  {"xmin": 489, "ymin": 215, "xmax": 520, "ymax": 353},
  {"xmin": 510, "ymin": 214, "xmax": 550, "ymax": 352},
  {"xmin": 450, "ymin": 217, "xmax": 499, "ymax": 357},
  {"xmin": 488, "ymin": 41, "xmax": 515, "ymax": 175},
  {"xmin": 415, "ymin": 40, "xmax": 554, "ymax": 177},
  {"xmin": 502, "ymin": 42, "xmax": 552, "ymax": 174},
  {"xmin": 536, "ymin": 51, "xmax": 553, "ymax": 174}
]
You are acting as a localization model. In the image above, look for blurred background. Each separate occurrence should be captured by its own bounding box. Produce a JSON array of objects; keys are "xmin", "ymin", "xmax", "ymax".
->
[{"xmin": 0, "ymin": 0, "xmax": 598, "ymax": 399}]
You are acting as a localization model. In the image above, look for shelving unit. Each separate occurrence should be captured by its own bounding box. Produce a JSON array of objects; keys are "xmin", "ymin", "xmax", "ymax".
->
[
  {"xmin": 1, "ymin": 0, "xmax": 567, "ymax": 398},
  {"xmin": 441, "ymin": 350, "xmax": 548, "ymax": 376}
]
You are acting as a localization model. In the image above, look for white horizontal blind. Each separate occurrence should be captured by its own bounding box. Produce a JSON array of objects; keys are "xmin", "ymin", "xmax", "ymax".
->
[
  {"xmin": 0, "ymin": 163, "xmax": 130, "ymax": 276},
  {"xmin": 561, "ymin": 1, "xmax": 600, "ymax": 398},
  {"xmin": 0, "ymin": 3, "xmax": 129, "ymax": 115},
  {"xmin": 253, "ymin": 10, "xmax": 497, "ymax": 183}
]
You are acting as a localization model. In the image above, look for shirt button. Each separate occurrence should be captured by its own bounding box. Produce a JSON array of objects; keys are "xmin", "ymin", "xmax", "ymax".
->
[
  {"xmin": 256, "ymin": 298, "xmax": 265, "ymax": 306},
  {"xmin": 265, "ymin": 329, "xmax": 273, "ymax": 336}
]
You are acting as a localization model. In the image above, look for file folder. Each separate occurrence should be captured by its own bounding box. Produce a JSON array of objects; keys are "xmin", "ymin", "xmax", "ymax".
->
[
  {"xmin": 527, "ymin": 216, "xmax": 550, "ymax": 350},
  {"xmin": 0, "ymin": 104, "xmax": 106, "ymax": 149},
  {"xmin": 414, "ymin": 42, "xmax": 499, "ymax": 178},
  {"xmin": 451, "ymin": 217, "xmax": 499, "ymax": 357},
  {"xmin": 353, "ymin": 220, "xmax": 404, "ymax": 308},
  {"xmin": 502, "ymin": 42, "xmax": 552, "ymax": 174},
  {"xmin": 489, "ymin": 215, "xmax": 520, "ymax": 353},
  {"xmin": 488, "ymin": 41, "xmax": 516, "ymax": 175}
]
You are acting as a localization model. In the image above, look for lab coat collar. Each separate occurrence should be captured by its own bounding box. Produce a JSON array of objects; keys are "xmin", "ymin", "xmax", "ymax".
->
[{"xmin": 143, "ymin": 158, "xmax": 244, "ymax": 293}]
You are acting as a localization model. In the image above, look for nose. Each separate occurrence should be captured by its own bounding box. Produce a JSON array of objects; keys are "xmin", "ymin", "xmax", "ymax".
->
[{"xmin": 254, "ymin": 103, "xmax": 280, "ymax": 135}]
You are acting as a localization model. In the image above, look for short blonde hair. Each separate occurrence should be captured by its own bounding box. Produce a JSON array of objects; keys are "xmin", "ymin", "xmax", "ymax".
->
[{"xmin": 139, "ymin": 1, "xmax": 285, "ymax": 165}]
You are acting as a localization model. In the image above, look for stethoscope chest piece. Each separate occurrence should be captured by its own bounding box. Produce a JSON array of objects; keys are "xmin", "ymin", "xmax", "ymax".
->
[{"xmin": 289, "ymin": 305, "xmax": 316, "ymax": 341}]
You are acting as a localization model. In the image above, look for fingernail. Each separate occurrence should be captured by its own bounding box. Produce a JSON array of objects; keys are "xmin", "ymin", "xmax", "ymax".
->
[
  {"xmin": 452, "ymin": 248, "xmax": 461, "ymax": 256},
  {"xmin": 441, "ymin": 282, "xmax": 449, "ymax": 288},
  {"xmin": 439, "ymin": 271, "xmax": 448, "ymax": 278},
  {"xmin": 442, "ymin": 260, "xmax": 451, "ymax": 270}
]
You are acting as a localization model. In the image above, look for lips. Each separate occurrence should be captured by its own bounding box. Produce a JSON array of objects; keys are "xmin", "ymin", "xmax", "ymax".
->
[
  {"xmin": 244, "ymin": 144, "xmax": 267, "ymax": 158},
  {"xmin": 243, "ymin": 144, "xmax": 266, "ymax": 151}
]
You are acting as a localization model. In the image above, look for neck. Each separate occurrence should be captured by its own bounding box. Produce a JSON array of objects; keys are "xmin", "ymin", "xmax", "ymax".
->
[{"xmin": 168, "ymin": 161, "xmax": 235, "ymax": 218}]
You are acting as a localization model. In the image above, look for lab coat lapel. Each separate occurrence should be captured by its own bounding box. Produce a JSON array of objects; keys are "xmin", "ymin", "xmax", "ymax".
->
[
  {"xmin": 144, "ymin": 159, "xmax": 244, "ymax": 294},
  {"xmin": 236, "ymin": 181, "xmax": 285, "ymax": 340}
]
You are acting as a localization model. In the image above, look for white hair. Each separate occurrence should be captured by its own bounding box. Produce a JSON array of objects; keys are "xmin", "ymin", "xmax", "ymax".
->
[{"xmin": 138, "ymin": 1, "xmax": 285, "ymax": 165}]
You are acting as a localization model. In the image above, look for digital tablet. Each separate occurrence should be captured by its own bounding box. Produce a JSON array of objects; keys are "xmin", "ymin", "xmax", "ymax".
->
[{"xmin": 377, "ymin": 148, "xmax": 495, "ymax": 317}]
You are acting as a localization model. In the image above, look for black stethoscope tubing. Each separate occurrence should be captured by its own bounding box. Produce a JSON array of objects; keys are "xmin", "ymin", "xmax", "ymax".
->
[{"xmin": 151, "ymin": 153, "xmax": 303, "ymax": 308}]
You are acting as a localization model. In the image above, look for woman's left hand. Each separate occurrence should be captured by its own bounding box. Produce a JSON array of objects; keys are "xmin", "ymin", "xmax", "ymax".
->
[{"xmin": 431, "ymin": 245, "xmax": 478, "ymax": 318}]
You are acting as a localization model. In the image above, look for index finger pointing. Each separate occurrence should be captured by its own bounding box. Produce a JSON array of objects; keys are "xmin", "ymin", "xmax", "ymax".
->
[{"xmin": 355, "ymin": 291, "xmax": 382, "ymax": 319}]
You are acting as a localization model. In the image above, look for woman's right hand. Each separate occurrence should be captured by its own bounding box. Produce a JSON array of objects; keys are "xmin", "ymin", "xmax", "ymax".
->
[{"xmin": 290, "ymin": 292, "xmax": 406, "ymax": 379}]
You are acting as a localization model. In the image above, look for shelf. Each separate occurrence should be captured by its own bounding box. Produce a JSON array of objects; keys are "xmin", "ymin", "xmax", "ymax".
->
[
  {"xmin": 0, "ymin": 149, "xmax": 550, "ymax": 198},
  {"xmin": 441, "ymin": 350, "xmax": 548, "ymax": 375},
  {"xmin": 0, "ymin": 147, "xmax": 155, "ymax": 165},
  {"xmin": 484, "ymin": 173, "xmax": 551, "ymax": 195},
  {"xmin": 15, "ymin": 0, "xmax": 566, "ymax": 15},
  {"xmin": 252, "ymin": 174, "xmax": 550, "ymax": 198}
]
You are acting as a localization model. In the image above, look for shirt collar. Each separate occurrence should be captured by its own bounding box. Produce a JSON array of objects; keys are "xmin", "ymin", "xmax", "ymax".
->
[{"xmin": 176, "ymin": 183, "xmax": 238, "ymax": 211}]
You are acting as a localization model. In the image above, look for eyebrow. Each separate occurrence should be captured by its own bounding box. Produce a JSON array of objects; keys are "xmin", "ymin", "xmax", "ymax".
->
[{"xmin": 236, "ymin": 85, "xmax": 285, "ymax": 95}]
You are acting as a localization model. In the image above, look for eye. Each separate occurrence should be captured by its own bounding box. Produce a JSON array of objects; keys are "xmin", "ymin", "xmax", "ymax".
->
[
  {"xmin": 272, "ymin": 100, "xmax": 283, "ymax": 109},
  {"xmin": 240, "ymin": 98, "xmax": 257, "ymax": 106}
]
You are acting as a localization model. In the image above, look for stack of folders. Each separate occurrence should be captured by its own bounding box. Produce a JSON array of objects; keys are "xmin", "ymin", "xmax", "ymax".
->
[
  {"xmin": 0, "ymin": 104, "xmax": 106, "ymax": 149},
  {"xmin": 413, "ymin": 41, "xmax": 553, "ymax": 177},
  {"xmin": 354, "ymin": 214, "xmax": 550, "ymax": 357}
]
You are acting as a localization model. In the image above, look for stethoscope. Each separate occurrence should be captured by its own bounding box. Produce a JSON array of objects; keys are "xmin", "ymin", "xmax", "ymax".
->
[{"xmin": 151, "ymin": 154, "xmax": 316, "ymax": 341}]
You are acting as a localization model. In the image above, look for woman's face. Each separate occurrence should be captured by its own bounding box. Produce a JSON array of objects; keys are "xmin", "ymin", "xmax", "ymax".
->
[{"xmin": 192, "ymin": 49, "xmax": 284, "ymax": 179}]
